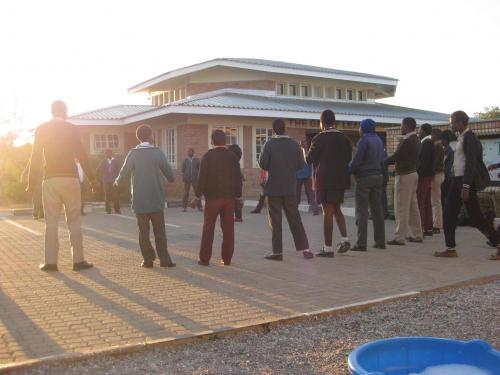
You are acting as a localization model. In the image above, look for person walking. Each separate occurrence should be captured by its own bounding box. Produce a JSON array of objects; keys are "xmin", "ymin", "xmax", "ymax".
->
[
  {"xmin": 193, "ymin": 130, "xmax": 242, "ymax": 266},
  {"xmin": 349, "ymin": 119, "xmax": 386, "ymax": 251},
  {"xmin": 259, "ymin": 119, "xmax": 313, "ymax": 260},
  {"xmin": 296, "ymin": 141, "xmax": 319, "ymax": 215},
  {"xmin": 251, "ymin": 169, "xmax": 267, "ymax": 213},
  {"xmin": 115, "ymin": 124, "xmax": 176, "ymax": 268},
  {"xmin": 21, "ymin": 161, "xmax": 44, "ymax": 220},
  {"xmin": 441, "ymin": 130, "xmax": 455, "ymax": 211},
  {"xmin": 182, "ymin": 148, "xmax": 202, "ymax": 212},
  {"xmin": 27, "ymin": 100, "xmax": 95, "ymax": 271},
  {"xmin": 435, "ymin": 111, "xmax": 500, "ymax": 260},
  {"xmin": 306, "ymin": 110, "xmax": 352, "ymax": 257},
  {"xmin": 416, "ymin": 123, "xmax": 435, "ymax": 237},
  {"xmin": 385, "ymin": 117, "xmax": 423, "ymax": 245},
  {"xmin": 430, "ymin": 129, "xmax": 445, "ymax": 233},
  {"xmin": 228, "ymin": 144, "xmax": 244, "ymax": 222},
  {"xmin": 97, "ymin": 149, "xmax": 121, "ymax": 214}
]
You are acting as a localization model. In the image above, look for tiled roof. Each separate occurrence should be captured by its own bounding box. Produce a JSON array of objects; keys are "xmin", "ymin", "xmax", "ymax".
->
[
  {"xmin": 71, "ymin": 90, "xmax": 448, "ymax": 124},
  {"xmin": 71, "ymin": 105, "xmax": 153, "ymax": 120},
  {"xmin": 176, "ymin": 90, "xmax": 448, "ymax": 122}
]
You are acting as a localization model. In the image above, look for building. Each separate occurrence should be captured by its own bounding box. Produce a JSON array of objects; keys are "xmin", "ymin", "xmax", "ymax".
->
[{"xmin": 71, "ymin": 58, "xmax": 449, "ymax": 197}]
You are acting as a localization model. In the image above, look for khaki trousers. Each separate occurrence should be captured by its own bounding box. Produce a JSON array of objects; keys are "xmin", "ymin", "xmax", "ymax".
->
[
  {"xmin": 394, "ymin": 172, "xmax": 422, "ymax": 242},
  {"xmin": 431, "ymin": 172, "xmax": 445, "ymax": 229},
  {"xmin": 42, "ymin": 177, "xmax": 84, "ymax": 264}
]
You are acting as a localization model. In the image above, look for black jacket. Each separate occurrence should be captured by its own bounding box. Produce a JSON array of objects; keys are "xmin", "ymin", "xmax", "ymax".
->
[
  {"xmin": 182, "ymin": 157, "xmax": 201, "ymax": 183},
  {"xmin": 417, "ymin": 137, "xmax": 435, "ymax": 178},
  {"xmin": 463, "ymin": 130, "xmax": 490, "ymax": 191},
  {"xmin": 306, "ymin": 129, "xmax": 352, "ymax": 191}
]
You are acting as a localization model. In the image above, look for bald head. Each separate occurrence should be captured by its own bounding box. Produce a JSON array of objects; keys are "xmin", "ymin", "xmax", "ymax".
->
[{"xmin": 51, "ymin": 100, "xmax": 68, "ymax": 119}]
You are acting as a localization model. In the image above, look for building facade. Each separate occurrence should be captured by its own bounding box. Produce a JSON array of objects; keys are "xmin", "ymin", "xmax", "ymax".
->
[{"xmin": 71, "ymin": 58, "xmax": 449, "ymax": 198}]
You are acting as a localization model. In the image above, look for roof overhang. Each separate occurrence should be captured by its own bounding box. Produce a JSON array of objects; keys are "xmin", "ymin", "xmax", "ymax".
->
[{"xmin": 128, "ymin": 59, "xmax": 399, "ymax": 94}]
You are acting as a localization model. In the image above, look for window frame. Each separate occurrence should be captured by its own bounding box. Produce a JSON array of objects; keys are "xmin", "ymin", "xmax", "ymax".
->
[
  {"xmin": 90, "ymin": 133, "xmax": 123, "ymax": 155},
  {"xmin": 253, "ymin": 127, "xmax": 273, "ymax": 168},
  {"xmin": 208, "ymin": 125, "xmax": 244, "ymax": 166}
]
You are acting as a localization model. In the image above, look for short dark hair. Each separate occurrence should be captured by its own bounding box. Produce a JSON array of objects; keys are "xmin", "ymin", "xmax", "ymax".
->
[
  {"xmin": 136, "ymin": 124, "xmax": 153, "ymax": 142},
  {"xmin": 441, "ymin": 130, "xmax": 456, "ymax": 143},
  {"xmin": 320, "ymin": 110, "xmax": 335, "ymax": 127},
  {"xmin": 211, "ymin": 129, "xmax": 226, "ymax": 146},
  {"xmin": 51, "ymin": 100, "xmax": 67, "ymax": 118},
  {"xmin": 420, "ymin": 123, "xmax": 432, "ymax": 136},
  {"xmin": 431, "ymin": 128, "xmax": 442, "ymax": 139},
  {"xmin": 451, "ymin": 110, "xmax": 469, "ymax": 126},
  {"xmin": 272, "ymin": 119, "xmax": 286, "ymax": 135},
  {"xmin": 228, "ymin": 144, "xmax": 242, "ymax": 161},
  {"xmin": 402, "ymin": 117, "xmax": 417, "ymax": 130}
]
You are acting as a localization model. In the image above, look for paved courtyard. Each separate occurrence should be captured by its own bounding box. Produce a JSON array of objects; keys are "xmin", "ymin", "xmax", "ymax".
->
[{"xmin": 0, "ymin": 202, "xmax": 498, "ymax": 369}]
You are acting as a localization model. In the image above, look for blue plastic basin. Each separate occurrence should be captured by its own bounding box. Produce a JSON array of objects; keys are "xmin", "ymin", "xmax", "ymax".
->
[{"xmin": 348, "ymin": 337, "xmax": 500, "ymax": 375}]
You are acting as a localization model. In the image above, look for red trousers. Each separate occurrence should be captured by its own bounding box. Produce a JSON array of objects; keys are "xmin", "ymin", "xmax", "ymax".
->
[
  {"xmin": 417, "ymin": 176, "xmax": 433, "ymax": 232},
  {"xmin": 199, "ymin": 198, "xmax": 235, "ymax": 264}
]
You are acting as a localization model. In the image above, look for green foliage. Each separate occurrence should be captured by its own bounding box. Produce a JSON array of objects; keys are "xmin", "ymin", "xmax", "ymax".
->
[
  {"xmin": 475, "ymin": 106, "xmax": 500, "ymax": 120},
  {"xmin": 0, "ymin": 134, "xmax": 31, "ymax": 204}
]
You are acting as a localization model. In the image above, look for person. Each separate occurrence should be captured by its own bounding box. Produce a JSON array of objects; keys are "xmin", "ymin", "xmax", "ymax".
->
[
  {"xmin": 306, "ymin": 110, "xmax": 352, "ymax": 256},
  {"xmin": 296, "ymin": 141, "xmax": 319, "ymax": 215},
  {"xmin": 21, "ymin": 161, "xmax": 44, "ymax": 220},
  {"xmin": 27, "ymin": 100, "xmax": 95, "ymax": 271},
  {"xmin": 416, "ymin": 123, "xmax": 435, "ymax": 237},
  {"xmin": 251, "ymin": 169, "xmax": 267, "ymax": 213},
  {"xmin": 192, "ymin": 130, "xmax": 242, "ymax": 266},
  {"xmin": 228, "ymin": 144, "xmax": 244, "ymax": 222},
  {"xmin": 385, "ymin": 117, "xmax": 423, "ymax": 245},
  {"xmin": 430, "ymin": 129, "xmax": 445, "ymax": 233},
  {"xmin": 260, "ymin": 119, "xmax": 313, "ymax": 260},
  {"xmin": 441, "ymin": 130, "xmax": 455, "ymax": 211},
  {"xmin": 97, "ymin": 149, "xmax": 121, "ymax": 214},
  {"xmin": 435, "ymin": 111, "xmax": 500, "ymax": 260},
  {"xmin": 114, "ymin": 124, "xmax": 176, "ymax": 268},
  {"xmin": 381, "ymin": 148, "xmax": 390, "ymax": 219},
  {"xmin": 181, "ymin": 148, "xmax": 202, "ymax": 212},
  {"xmin": 77, "ymin": 162, "xmax": 87, "ymax": 216},
  {"xmin": 348, "ymin": 119, "xmax": 386, "ymax": 251}
]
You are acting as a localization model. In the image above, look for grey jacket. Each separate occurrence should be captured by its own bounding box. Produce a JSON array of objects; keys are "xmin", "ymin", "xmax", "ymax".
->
[
  {"xmin": 182, "ymin": 157, "xmax": 200, "ymax": 183},
  {"xmin": 259, "ymin": 136, "xmax": 305, "ymax": 196}
]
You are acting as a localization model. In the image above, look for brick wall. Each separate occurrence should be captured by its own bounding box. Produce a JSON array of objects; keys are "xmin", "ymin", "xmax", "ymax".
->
[{"xmin": 187, "ymin": 80, "xmax": 275, "ymax": 96}]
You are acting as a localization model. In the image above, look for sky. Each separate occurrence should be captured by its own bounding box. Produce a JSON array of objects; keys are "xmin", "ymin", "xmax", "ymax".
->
[{"xmin": 0, "ymin": 0, "xmax": 499, "ymax": 138}]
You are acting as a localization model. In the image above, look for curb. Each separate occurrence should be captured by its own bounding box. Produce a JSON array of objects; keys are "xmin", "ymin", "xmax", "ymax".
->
[{"xmin": 0, "ymin": 274, "xmax": 498, "ymax": 373}]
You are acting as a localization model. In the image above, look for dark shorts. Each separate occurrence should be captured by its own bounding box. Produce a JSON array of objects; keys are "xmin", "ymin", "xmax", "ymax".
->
[{"xmin": 316, "ymin": 189, "xmax": 345, "ymax": 205}]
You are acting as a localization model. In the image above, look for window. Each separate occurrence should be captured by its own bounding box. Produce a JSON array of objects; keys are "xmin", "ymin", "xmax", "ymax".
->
[
  {"xmin": 164, "ymin": 128, "xmax": 176, "ymax": 168},
  {"xmin": 214, "ymin": 126, "xmax": 239, "ymax": 145},
  {"xmin": 255, "ymin": 128, "xmax": 273, "ymax": 165},
  {"xmin": 336, "ymin": 88, "xmax": 342, "ymax": 99},
  {"xmin": 357, "ymin": 90, "xmax": 363, "ymax": 101},
  {"xmin": 300, "ymin": 85, "xmax": 310, "ymax": 97},
  {"xmin": 313, "ymin": 86, "xmax": 322, "ymax": 98},
  {"xmin": 347, "ymin": 90, "xmax": 353, "ymax": 100},
  {"xmin": 277, "ymin": 83, "xmax": 287, "ymax": 95},
  {"xmin": 289, "ymin": 84, "xmax": 297, "ymax": 96},
  {"xmin": 325, "ymin": 87, "xmax": 334, "ymax": 98},
  {"xmin": 93, "ymin": 134, "xmax": 120, "ymax": 154}
]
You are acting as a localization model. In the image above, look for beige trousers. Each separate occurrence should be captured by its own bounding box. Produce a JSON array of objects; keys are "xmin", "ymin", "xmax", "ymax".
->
[
  {"xmin": 394, "ymin": 172, "xmax": 422, "ymax": 242},
  {"xmin": 431, "ymin": 172, "xmax": 445, "ymax": 229},
  {"xmin": 42, "ymin": 177, "xmax": 84, "ymax": 264}
]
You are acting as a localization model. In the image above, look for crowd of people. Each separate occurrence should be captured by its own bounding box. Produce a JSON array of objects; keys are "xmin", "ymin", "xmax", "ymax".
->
[{"xmin": 26, "ymin": 101, "xmax": 499, "ymax": 272}]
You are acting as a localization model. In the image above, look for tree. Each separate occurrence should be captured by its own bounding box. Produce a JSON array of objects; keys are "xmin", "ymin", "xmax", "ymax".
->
[{"xmin": 475, "ymin": 106, "xmax": 500, "ymax": 120}]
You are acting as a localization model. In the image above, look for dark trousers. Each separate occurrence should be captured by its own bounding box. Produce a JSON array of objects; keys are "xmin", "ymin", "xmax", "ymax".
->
[
  {"xmin": 136, "ymin": 211, "xmax": 173, "ymax": 264},
  {"xmin": 441, "ymin": 177, "xmax": 452, "ymax": 212},
  {"xmin": 417, "ymin": 176, "xmax": 433, "ymax": 232},
  {"xmin": 234, "ymin": 205, "xmax": 242, "ymax": 220},
  {"xmin": 183, "ymin": 181, "xmax": 202, "ymax": 209},
  {"xmin": 296, "ymin": 178, "xmax": 319, "ymax": 214},
  {"xmin": 104, "ymin": 181, "xmax": 120, "ymax": 213},
  {"xmin": 444, "ymin": 177, "xmax": 500, "ymax": 248},
  {"xmin": 355, "ymin": 175, "xmax": 385, "ymax": 248},
  {"xmin": 268, "ymin": 195, "xmax": 309, "ymax": 254},
  {"xmin": 200, "ymin": 198, "xmax": 235, "ymax": 264}
]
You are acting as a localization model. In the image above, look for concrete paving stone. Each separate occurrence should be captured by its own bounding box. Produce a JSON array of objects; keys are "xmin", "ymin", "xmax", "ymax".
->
[{"xmin": 0, "ymin": 205, "xmax": 498, "ymax": 367}]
